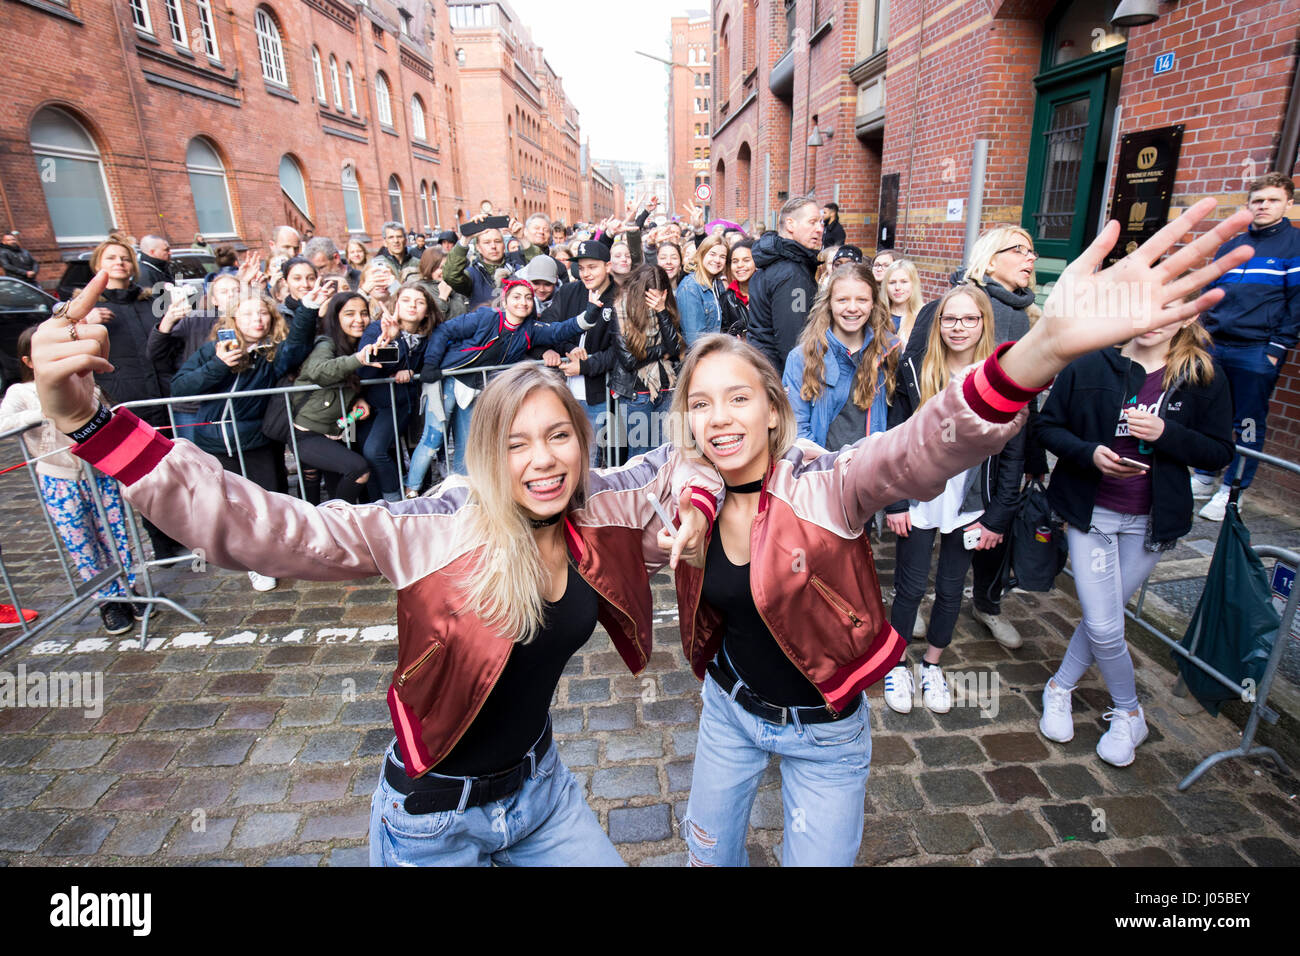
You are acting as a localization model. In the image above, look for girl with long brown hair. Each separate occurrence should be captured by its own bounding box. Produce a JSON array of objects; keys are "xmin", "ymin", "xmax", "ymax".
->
[
  {"xmin": 782, "ymin": 263, "xmax": 898, "ymax": 448},
  {"xmin": 1036, "ymin": 317, "xmax": 1234, "ymax": 767},
  {"xmin": 610, "ymin": 264, "xmax": 682, "ymax": 460}
]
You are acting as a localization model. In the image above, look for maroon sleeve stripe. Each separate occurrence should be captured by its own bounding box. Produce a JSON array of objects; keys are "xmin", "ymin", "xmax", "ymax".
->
[
  {"xmin": 962, "ymin": 342, "xmax": 1048, "ymax": 424},
  {"xmin": 73, "ymin": 410, "xmax": 174, "ymax": 486}
]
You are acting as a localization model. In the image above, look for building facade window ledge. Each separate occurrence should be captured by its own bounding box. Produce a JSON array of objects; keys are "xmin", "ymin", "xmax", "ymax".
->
[
  {"xmin": 266, "ymin": 83, "xmax": 298, "ymax": 102},
  {"xmin": 849, "ymin": 48, "xmax": 888, "ymax": 85},
  {"xmin": 12, "ymin": 0, "xmax": 82, "ymax": 25},
  {"xmin": 810, "ymin": 18, "xmax": 834, "ymax": 45},
  {"xmin": 381, "ymin": 124, "xmax": 399, "ymax": 137}
]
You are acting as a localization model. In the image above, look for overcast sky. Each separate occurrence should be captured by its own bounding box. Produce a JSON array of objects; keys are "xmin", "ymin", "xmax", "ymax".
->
[{"xmin": 504, "ymin": 0, "xmax": 702, "ymax": 171}]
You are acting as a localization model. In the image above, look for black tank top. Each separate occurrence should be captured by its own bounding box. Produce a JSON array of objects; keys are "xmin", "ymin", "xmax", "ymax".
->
[
  {"xmin": 433, "ymin": 560, "xmax": 597, "ymax": 776},
  {"xmin": 702, "ymin": 531, "xmax": 824, "ymax": 707}
]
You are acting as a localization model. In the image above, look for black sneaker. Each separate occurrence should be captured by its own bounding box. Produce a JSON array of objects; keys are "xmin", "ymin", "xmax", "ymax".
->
[
  {"xmin": 128, "ymin": 588, "xmax": 153, "ymax": 621},
  {"xmin": 100, "ymin": 603, "xmax": 134, "ymax": 636}
]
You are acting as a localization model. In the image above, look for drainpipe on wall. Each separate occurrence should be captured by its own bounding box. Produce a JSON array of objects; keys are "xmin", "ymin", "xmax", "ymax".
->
[
  {"xmin": 1275, "ymin": 57, "xmax": 1300, "ymax": 176},
  {"xmin": 963, "ymin": 139, "xmax": 989, "ymax": 267},
  {"xmin": 111, "ymin": 4, "xmax": 165, "ymax": 239}
]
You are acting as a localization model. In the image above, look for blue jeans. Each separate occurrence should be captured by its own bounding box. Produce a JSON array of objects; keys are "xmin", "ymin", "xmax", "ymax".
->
[
  {"xmin": 405, "ymin": 387, "xmax": 454, "ymax": 491},
  {"xmin": 368, "ymin": 739, "xmax": 625, "ymax": 867},
  {"xmin": 1053, "ymin": 506, "xmax": 1162, "ymax": 711},
  {"xmin": 582, "ymin": 397, "xmax": 609, "ymax": 467},
  {"xmin": 683, "ymin": 671, "xmax": 872, "ymax": 867},
  {"xmin": 446, "ymin": 392, "xmax": 475, "ymax": 475},
  {"xmin": 1195, "ymin": 341, "xmax": 1280, "ymax": 489},
  {"xmin": 620, "ymin": 390, "xmax": 673, "ymax": 461}
]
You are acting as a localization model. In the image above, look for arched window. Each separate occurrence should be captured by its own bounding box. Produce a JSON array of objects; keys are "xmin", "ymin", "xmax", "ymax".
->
[
  {"xmin": 410, "ymin": 95, "xmax": 427, "ymax": 141},
  {"xmin": 375, "ymin": 72, "xmax": 393, "ymax": 127},
  {"xmin": 186, "ymin": 137, "xmax": 236, "ymax": 237},
  {"xmin": 430, "ymin": 181, "xmax": 441, "ymax": 229},
  {"xmin": 387, "ymin": 175, "xmax": 404, "ymax": 224},
  {"xmin": 329, "ymin": 55, "xmax": 343, "ymax": 108},
  {"xmin": 311, "ymin": 46, "xmax": 326, "ymax": 102},
  {"xmin": 418, "ymin": 181, "xmax": 429, "ymax": 229},
  {"xmin": 345, "ymin": 63, "xmax": 358, "ymax": 114},
  {"xmin": 255, "ymin": 8, "xmax": 287, "ymax": 87},
  {"xmin": 341, "ymin": 164, "xmax": 364, "ymax": 233},
  {"xmin": 279, "ymin": 154, "xmax": 309, "ymax": 217},
  {"xmin": 30, "ymin": 107, "xmax": 116, "ymax": 243}
]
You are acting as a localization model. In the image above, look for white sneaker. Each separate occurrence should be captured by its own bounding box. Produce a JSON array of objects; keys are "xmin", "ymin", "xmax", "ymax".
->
[
  {"xmin": 1097, "ymin": 706, "xmax": 1149, "ymax": 767},
  {"xmin": 248, "ymin": 571, "xmax": 278, "ymax": 592},
  {"xmin": 972, "ymin": 608, "xmax": 1022, "ymax": 649},
  {"xmin": 1198, "ymin": 486, "xmax": 1231, "ymax": 522},
  {"xmin": 1190, "ymin": 474, "xmax": 1216, "ymax": 499},
  {"xmin": 882, "ymin": 665, "xmax": 914, "ymax": 714},
  {"xmin": 920, "ymin": 664, "xmax": 952, "ymax": 713},
  {"xmin": 912, "ymin": 608, "xmax": 928, "ymax": 639},
  {"xmin": 1039, "ymin": 679, "xmax": 1074, "ymax": 743}
]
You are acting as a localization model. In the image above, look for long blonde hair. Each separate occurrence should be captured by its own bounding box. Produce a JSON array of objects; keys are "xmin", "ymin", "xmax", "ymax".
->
[
  {"xmin": 881, "ymin": 259, "xmax": 923, "ymax": 327},
  {"xmin": 688, "ymin": 234, "xmax": 728, "ymax": 282},
  {"xmin": 919, "ymin": 284, "xmax": 997, "ymax": 403},
  {"xmin": 796, "ymin": 263, "xmax": 897, "ymax": 410},
  {"xmin": 670, "ymin": 334, "xmax": 796, "ymax": 462},
  {"xmin": 1162, "ymin": 320, "xmax": 1216, "ymax": 390},
  {"xmin": 208, "ymin": 293, "xmax": 288, "ymax": 371},
  {"xmin": 456, "ymin": 364, "xmax": 592, "ymax": 643}
]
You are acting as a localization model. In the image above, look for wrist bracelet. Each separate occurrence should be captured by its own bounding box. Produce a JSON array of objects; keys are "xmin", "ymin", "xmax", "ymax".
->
[{"xmin": 66, "ymin": 403, "xmax": 112, "ymax": 444}]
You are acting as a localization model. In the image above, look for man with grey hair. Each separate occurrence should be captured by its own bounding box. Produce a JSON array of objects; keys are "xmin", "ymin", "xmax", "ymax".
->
[
  {"xmin": 138, "ymin": 234, "xmax": 173, "ymax": 291},
  {"xmin": 270, "ymin": 225, "xmax": 302, "ymax": 259},
  {"xmin": 303, "ymin": 236, "xmax": 347, "ymax": 281},
  {"xmin": 747, "ymin": 197, "xmax": 823, "ymax": 370},
  {"xmin": 374, "ymin": 220, "xmax": 418, "ymax": 280}
]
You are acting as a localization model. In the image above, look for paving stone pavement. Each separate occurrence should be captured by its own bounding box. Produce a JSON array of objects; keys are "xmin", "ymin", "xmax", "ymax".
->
[{"xmin": 0, "ymin": 464, "xmax": 1298, "ymax": 867}]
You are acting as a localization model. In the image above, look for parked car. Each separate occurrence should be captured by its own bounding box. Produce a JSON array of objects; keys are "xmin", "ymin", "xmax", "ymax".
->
[
  {"xmin": 0, "ymin": 277, "xmax": 56, "ymax": 395},
  {"xmin": 55, "ymin": 247, "xmax": 216, "ymax": 302}
]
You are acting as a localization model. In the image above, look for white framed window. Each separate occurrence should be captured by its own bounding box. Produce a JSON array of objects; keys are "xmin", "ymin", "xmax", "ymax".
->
[
  {"xmin": 255, "ymin": 8, "xmax": 287, "ymax": 87},
  {"xmin": 410, "ymin": 95, "xmax": 427, "ymax": 141},
  {"xmin": 311, "ymin": 47, "xmax": 326, "ymax": 101},
  {"xmin": 430, "ymin": 181, "xmax": 441, "ymax": 229},
  {"xmin": 345, "ymin": 63, "xmax": 358, "ymax": 114},
  {"xmin": 342, "ymin": 164, "xmax": 364, "ymax": 233},
  {"xmin": 387, "ymin": 175, "xmax": 404, "ymax": 224},
  {"xmin": 163, "ymin": 0, "xmax": 186, "ymax": 45},
  {"xmin": 279, "ymin": 154, "xmax": 309, "ymax": 217},
  {"xmin": 186, "ymin": 137, "xmax": 236, "ymax": 237},
  {"xmin": 130, "ymin": 0, "xmax": 153, "ymax": 34},
  {"xmin": 329, "ymin": 55, "xmax": 343, "ymax": 109},
  {"xmin": 30, "ymin": 107, "xmax": 117, "ymax": 243},
  {"xmin": 375, "ymin": 73, "xmax": 393, "ymax": 127},
  {"xmin": 195, "ymin": 0, "xmax": 220, "ymax": 58}
]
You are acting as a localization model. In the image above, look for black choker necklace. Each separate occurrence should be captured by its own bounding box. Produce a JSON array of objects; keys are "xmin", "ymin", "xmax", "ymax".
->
[
  {"xmin": 529, "ymin": 512, "xmax": 563, "ymax": 528},
  {"xmin": 725, "ymin": 478, "xmax": 763, "ymax": 494}
]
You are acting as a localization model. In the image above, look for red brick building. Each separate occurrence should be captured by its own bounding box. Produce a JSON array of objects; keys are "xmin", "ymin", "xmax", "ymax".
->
[
  {"xmin": 2, "ymin": 0, "xmax": 467, "ymax": 270},
  {"xmin": 708, "ymin": 0, "xmax": 886, "ymax": 238},
  {"xmin": 668, "ymin": 13, "xmax": 714, "ymax": 215},
  {"xmin": 448, "ymin": 0, "xmax": 583, "ymax": 224}
]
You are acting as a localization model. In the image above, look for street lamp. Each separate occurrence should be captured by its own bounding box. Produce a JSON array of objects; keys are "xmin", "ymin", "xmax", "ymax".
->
[{"xmin": 636, "ymin": 50, "xmax": 693, "ymax": 216}]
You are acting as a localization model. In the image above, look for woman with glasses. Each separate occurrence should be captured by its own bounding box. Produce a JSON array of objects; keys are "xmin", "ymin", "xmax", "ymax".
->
[
  {"xmin": 955, "ymin": 225, "xmax": 1050, "ymax": 650},
  {"xmin": 882, "ymin": 284, "xmax": 1026, "ymax": 714},
  {"xmin": 870, "ymin": 250, "xmax": 896, "ymax": 285}
]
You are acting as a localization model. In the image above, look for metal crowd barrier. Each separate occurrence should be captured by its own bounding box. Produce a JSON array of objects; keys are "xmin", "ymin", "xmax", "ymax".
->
[{"xmin": 1062, "ymin": 444, "xmax": 1299, "ymax": 790}]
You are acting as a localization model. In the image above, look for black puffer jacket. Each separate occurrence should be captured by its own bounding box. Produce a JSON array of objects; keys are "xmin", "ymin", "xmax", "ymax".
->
[
  {"xmin": 1037, "ymin": 347, "xmax": 1235, "ymax": 545},
  {"xmin": 747, "ymin": 232, "xmax": 819, "ymax": 371},
  {"xmin": 884, "ymin": 352, "xmax": 1027, "ymax": 534},
  {"xmin": 95, "ymin": 285, "xmax": 169, "ymax": 428},
  {"xmin": 543, "ymin": 278, "xmax": 621, "ymax": 404},
  {"xmin": 0, "ymin": 243, "xmax": 37, "ymax": 278}
]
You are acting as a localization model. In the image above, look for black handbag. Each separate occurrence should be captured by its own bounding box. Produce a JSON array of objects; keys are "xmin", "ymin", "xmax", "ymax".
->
[{"xmin": 1003, "ymin": 479, "xmax": 1068, "ymax": 592}]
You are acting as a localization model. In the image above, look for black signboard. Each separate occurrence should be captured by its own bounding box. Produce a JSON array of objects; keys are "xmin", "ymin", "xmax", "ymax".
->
[
  {"xmin": 878, "ymin": 173, "xmax": 899, "ymax": 249},
  {"xmin": 1106, "ymin": 124, "xmax": 1184, "ymax": 265}
]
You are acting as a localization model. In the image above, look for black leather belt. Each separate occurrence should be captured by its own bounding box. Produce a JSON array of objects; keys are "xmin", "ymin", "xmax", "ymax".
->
[
  {"xmin": 706, "ymin": 658, "xmax": 859, "ymax": 725},
  {"xmin": 384, "ymin": 721, "xmax": 553, "ymax": 815}
]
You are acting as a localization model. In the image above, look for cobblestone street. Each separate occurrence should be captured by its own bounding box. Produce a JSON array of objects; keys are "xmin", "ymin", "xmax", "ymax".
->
[{"xmin": 0, "ymin": 463, "xmax": 1298, "ymax": 867}]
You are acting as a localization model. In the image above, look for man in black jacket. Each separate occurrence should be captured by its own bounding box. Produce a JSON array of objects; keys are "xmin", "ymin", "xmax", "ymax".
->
[
  {"xmin": 138, "ymin": 235, "xmax": 174, "ymax": 293},
  {"xmin": 821, "ymin": 202, "xmax": 846, "ymax": 248},
  {"xmin": 0, "ymin": 233, "xmax": 38, "ymax": 281},
  {"xmin": 542, "ymin": 240, "xmax": 620, "ymax": 464},
  {"xmin": 374, "ymin": 221, "xmax": 417, "ymax": 278},
  {"xmin": 748, "ymin": 197, "xmax": 823, "ymax": 371}
]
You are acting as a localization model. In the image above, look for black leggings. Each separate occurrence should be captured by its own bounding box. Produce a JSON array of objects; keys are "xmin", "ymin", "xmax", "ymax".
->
[
  {"xmin": 210, "ymin": 442, "xmax": 288, "ymax": 494},
  {"xmin": 291, "ymin": 430, "xmax": 371, "ymax": 504},
  {"xmin": 890, "ymin": 525, "xmax": 975, "ymax": 651}
]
